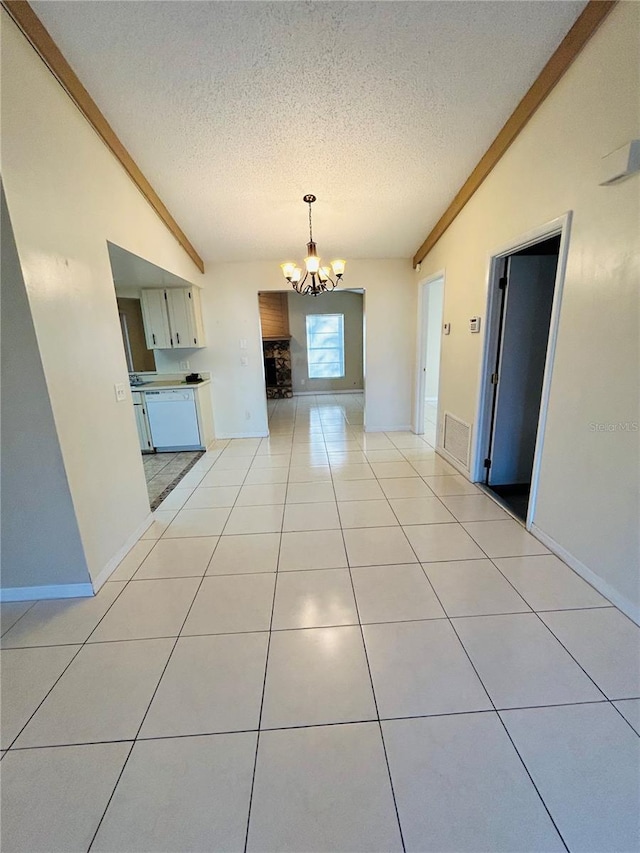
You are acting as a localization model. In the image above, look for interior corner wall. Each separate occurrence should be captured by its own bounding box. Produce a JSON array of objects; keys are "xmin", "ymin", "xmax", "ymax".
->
[
  {"xmin": 416, "ymin": 1, "xmax": 640, "ymax": 620},
  {"xmin": 1, "ymin": 11, "xmax": 203, "ymax": 587},
  {"xmin": 155, "ymin": 259, "xmax": 415, "ymax": 436},
  {"xmin": 1, "ymin": 185, "xmax": 91, "ymax": 594},
  {"xmin": 287, "ymin": 290, "xmax": 364, "ymax": 393}
]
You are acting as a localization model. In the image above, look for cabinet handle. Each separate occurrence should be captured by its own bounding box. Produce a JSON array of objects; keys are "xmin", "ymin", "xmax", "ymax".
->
[
  {"xmin": 152, "ymin": 333, "xmax": 156, "ymax": 345},
  {"xmin": 176, "ymin": 332, "xmax": 180, "ymax": 344},
  {"xmin": 194, "ymin": 338, "xmax": 197, "ymax": 345}
]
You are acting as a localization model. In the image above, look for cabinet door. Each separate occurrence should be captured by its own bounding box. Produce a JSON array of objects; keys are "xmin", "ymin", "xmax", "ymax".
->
[
  {"xmin": 134, "ymin": 403, "xmax": 153, "ymax": 451},
  {"xmin": 166, "ymin": 288, "xmax": 194, "ymax": 349},
  {"xmin": 187, "ymin": 287, "xmax": 206, "ymax": 347},
  {"xmin": 140, "ymin": 289, "xmax": 171, "ymax": 349}
]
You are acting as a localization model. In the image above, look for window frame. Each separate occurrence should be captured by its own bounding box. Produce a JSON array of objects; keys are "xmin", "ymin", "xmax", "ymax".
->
[{"xmin": 305, "ymin": 313, "xmax": 346, "ymax": 380}]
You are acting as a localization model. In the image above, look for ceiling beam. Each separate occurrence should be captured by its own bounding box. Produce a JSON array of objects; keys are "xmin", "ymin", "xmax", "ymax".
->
[
  {"xmin": 412, "ymin": 0, "xmax": 618, "ymax": 269},
  {"xmin": 2, "ymin": 0, "xmax": 205, "ymax": 274}
]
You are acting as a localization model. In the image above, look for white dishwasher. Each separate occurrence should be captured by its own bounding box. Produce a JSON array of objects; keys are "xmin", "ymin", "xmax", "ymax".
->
[{"xmin": 145, "ymin": 389, "xmax": 202, "ymax": 451}]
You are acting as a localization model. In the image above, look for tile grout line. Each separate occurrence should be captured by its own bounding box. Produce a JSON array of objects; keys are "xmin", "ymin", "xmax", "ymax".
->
[
  {"xmin": 401, "ymin": 516, "xmax": 572, "ymax": 852},
  {"xmin": 484, "ymin": 554, "xmax": 617, "ymax": 711},
  {"xmin": 242, "ymin": 393, "xmax": 288, "ymax": 853},
  {"xmin": 3, "ymin": 574, "xmax": 136, "ymax": 752},
  {"xmin": 2, "ymin": 604, "xmax": 628, "ymax": 653},
  {"xmin": 0, "ymin": 600, "xmax": 38, "ymax": 638},
  {"xmin": 329, "ymin": 434, "xmax": 407, "ymax": 853},
  {"xmin": 88, "ymin": 436, "xmax": 264, "ymax": 851},
  {"xmin": 7, "ymin": 696, "xmax": 626, "ymax": 754}
]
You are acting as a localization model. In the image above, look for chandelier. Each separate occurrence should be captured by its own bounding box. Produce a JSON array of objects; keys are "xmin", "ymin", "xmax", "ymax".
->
[{"xmin": 280, "ymin": 194, "xmax": 346, "ymax": 296}]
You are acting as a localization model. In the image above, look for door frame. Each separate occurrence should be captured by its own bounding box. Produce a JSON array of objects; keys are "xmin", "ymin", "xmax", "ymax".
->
[
  {"xmin": 471, "ymin": 212, "xmax": 572, "ymax": 528},
  {"xmin": 413, "ymin": 270, "xmax": 446, "ymax": 435}
]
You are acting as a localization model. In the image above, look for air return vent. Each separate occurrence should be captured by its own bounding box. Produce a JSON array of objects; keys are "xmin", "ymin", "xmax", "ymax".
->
[{"xmin": 443, "ymin": 412, "xmax": 471, "ymax": 468}]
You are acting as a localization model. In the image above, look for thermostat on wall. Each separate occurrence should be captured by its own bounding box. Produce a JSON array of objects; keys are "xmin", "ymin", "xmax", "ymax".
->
[{"xmin": 469, "ymin": 316, "xmax": 481, "ymax": 333}]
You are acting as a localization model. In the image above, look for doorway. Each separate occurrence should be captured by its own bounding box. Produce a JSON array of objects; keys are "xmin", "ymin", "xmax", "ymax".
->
[
  {"xmin": 415, "ymin": 274, "xmax": 444, "ymax": 444},
  {"xmin": 476, "ymin": 216, "xmax": 570, "ymax": 525}
]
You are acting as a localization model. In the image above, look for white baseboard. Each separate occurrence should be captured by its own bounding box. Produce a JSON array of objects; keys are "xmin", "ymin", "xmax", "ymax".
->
[
  {"xmin": 215, "ymin": 431, "xmax": 269, "ymax": 439},
  {"xmin": 0, "ymin": 583, "xmax": 94, "ymax": 602},
  {"xmin": 91, "ymin": 513, "xmax": 154, "ymax": 594},
  {"xmin": 530, "ymin": 523, "xmax": 640, "ymax": 626},
  {"xmin": 293, "ymin": 390, "xmax": 364, "ymax": 396},
  {"xmin": 365, "ymin": 424, "xmax": 413, "ymax": 433}
]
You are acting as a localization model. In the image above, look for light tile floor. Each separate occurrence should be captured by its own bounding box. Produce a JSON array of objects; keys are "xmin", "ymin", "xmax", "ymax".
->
[{"xmin": 2, "ymin": 393, "xmax": 639, "ymax": 852}]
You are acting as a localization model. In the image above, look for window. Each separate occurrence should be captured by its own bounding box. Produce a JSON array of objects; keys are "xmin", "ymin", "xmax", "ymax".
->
[{"xmin": 306, "ymin": 313, "xmax": 345, "ymax": 379}]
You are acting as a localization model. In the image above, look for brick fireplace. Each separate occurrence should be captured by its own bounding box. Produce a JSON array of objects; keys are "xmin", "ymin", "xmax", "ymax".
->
[{"xmin": 262, "ymin": 338, "xmax": 293, "ymax": 398}]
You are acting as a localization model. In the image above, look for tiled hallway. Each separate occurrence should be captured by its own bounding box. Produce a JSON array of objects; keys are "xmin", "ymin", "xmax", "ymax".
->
[{"xmin": 2, "ymin": 394, "xmax": 639, "ymax": 852}]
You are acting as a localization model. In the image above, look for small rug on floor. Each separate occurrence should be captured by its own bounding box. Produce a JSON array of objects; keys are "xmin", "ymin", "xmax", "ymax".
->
[{"xmin": 149, "ymin": 451, "xmax": 205, "ymax": 511}]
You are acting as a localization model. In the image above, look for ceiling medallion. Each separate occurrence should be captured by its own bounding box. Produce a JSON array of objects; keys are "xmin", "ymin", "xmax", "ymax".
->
[{"xmin": 280, "ymin": 194, "xmax": 346, "ymax": 296}]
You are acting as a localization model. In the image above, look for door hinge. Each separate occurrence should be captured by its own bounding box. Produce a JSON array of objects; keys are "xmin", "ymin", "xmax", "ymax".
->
[
  {"xmin": 491, "ymin": 373, "xmax": 499, "ymax": 385},
  {"xmin": 484, "ymin": 458, "xmax": 492, "ymax": 469},
  {"xmin": 499, "ymin": 276, "xmax": 507, "ymax": 290}
]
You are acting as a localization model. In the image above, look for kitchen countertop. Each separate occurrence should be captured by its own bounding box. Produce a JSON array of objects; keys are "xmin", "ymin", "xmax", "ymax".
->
[{"xmin": 130, "ymin": 379, "xmax": 211, "ymax": 391}]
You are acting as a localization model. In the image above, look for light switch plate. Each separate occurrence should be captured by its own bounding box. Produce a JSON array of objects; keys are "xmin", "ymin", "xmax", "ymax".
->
[
  {"xmin": 114, "ymin": 383, "xmax": 127, "ymax": 402},
  {"xmin": 443, "ymin": 323, "xmax": 451, "ymax": 335}
]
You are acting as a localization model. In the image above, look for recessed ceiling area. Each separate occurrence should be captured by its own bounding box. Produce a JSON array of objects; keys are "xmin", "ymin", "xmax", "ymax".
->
[
  {"xmin": 107, "ymin": 243, "xmax": 196, "ymax": 291},
  {"xmin": 33, "ymin": 1, "xmax": 587, "ymax": 263}
]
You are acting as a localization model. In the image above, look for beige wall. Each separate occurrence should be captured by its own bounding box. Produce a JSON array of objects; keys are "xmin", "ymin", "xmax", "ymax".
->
[
  {"xmin": 1, "ymin": 185, "xmax": 91, "ymax": 595},
  {"xmin": 416, "ymin": 2, "xmax": 640, "ymax": 620},
  {"xmin": 287, "ymin": 290, "xmax": 364, "ymax": 394},
  {"xmin": 1, "ymin": 11, "xmax": 203, "ymax": 589}
]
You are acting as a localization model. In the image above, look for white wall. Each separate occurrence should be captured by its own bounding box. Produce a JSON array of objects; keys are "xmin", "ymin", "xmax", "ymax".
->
[
  {"xmin": 156, "ymin": 259, "xmax": 415, "ymax": 436},
  {"xmin": 424, "ymin": 279, "xmax": 444, "ymax": 400},
  {"xmin": 1, "ymin": 185, "xmax": 91, "ymax": 595},
  {"xmin": 1, "ymin": 11, "xmax": 203, "ymax": 587},
  {"xmin": 287, "ymin": 290, "xmax": 364, "ymax": 393},
  {"xmin": 416, "ymin": 2, "xmax": 640, "ymax": 620}
]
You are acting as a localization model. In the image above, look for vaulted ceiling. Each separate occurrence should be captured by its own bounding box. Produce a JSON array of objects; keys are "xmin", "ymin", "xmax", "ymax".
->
[{"xmin": 32, "ymin": 0, "xmax": 587, "ymax": 262}]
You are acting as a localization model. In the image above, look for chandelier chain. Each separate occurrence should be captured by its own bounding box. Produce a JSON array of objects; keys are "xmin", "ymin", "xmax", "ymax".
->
[{"xmin": 308, "ymin": 200, "xmax": 313, "ymax": 243}]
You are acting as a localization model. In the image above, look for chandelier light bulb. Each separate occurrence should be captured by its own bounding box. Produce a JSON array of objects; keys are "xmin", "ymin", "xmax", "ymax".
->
[
  {"xmin": 280, "ymin": 262, "xmax": 297, "ymax": 280},
  {"xmin": 305, "ymin": 256, "xmax": 320, "ymax": 274},
  {"xmin": 331, "ymin": 259, "xmax": 346, "ymax": 278}
]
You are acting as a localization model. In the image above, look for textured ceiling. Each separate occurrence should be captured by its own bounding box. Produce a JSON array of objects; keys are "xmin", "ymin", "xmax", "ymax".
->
[{"xmin": 33, "ymin": 0, "xmax": 586, "ymax": 263}]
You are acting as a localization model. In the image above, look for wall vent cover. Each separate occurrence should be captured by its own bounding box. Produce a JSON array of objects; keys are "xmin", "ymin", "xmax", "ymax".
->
[{"xmin": 443, "ymin": 412, "xmax": 471, "ymax": 468}]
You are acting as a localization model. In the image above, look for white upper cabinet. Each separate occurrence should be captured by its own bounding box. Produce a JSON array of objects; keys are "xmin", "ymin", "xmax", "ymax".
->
[
  {"xmin": 166, "ymin": 288, "xmax": 192, "ymax": 348},
  {"xmin": 140, "ymin": 289, "xmax": 172, "ymax": 349},
  {"xmin": 140, "ymin": 287, "xmax": 206, "ymax": 349}
]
